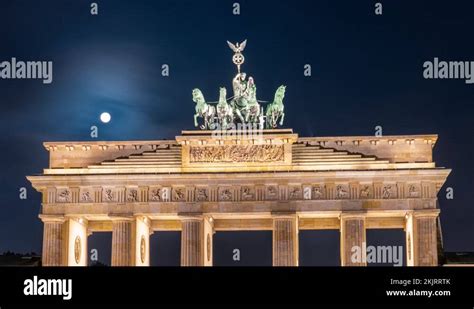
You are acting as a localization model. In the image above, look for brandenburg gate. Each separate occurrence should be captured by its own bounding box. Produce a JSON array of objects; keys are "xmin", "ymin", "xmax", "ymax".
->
[
  {"xmin": 26, "ymin": 129, "xmax": 450, "ymax": 267},
  {"xmin": 27, "ymin": 41, "xmax": 450, "ymax": 267}
]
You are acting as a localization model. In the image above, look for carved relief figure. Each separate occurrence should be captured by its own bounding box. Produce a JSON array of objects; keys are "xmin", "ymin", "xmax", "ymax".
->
[
  {"xmin": 312, "ymin": 185, "xmax": 324, "ymax": 199},
  {"xmin": 336, "ymin": 185, "xmax": 348, "ymax": 199},
  {"xmin": 408, "ymin": 185, "xmax": 419, "ymax": 198},
  {"xmin": 289, "ymin": 186, "xmax": 302, "ymax": 200},
  {"xmin": 241, "ymin": 186, "xmax": 255, "ymax": 200},
  {"xmin": 220, "ymin": 188, "xmax": 233, "ymax": 201},
  {"xmin": 80, "ymin": 190, "xmax": 93, "ymax": 203},
  {"xmin": 360, "ymin": 185, "xmax": 371, "ymax": 198},
  {"xmin": 150, "ymin": 187, "xmax": 170, "ymax": 202},
  {"xmin": 149, "ymin": 188, "xmax": 162, "ymax": 201},
  {"xmin": 266, "ymin": 185, "xmax": 278, "ymax": 199},
  {"xmin": 127, "ymin": 189, "xmax": 138, "ymax": 202},
  {"xmin": 57, "ymin": 189, "xmax": 71, "ymax": 203},
  {"xmin": 103, "ymin": 189, "xmax": 115, "ymax": 202},
  {"xmin": 190, "ymin": 145, "xmax": 284, "ymax": 163},
  {"xmin": 196, "ymin": 188, "xmax": 209, "ymax": 202},
  {"xmin": 173, "ymin": 188, "xmax": 186, "ymax": 202},
  {"xmin": 382, "ymin": 185, "xmax": 392, "ymax": 199}
]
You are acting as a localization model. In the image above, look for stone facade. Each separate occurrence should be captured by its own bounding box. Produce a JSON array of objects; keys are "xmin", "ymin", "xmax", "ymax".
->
[{"xmin": 28, "ymin": 129, "xmax": 450, "ymax": 266}]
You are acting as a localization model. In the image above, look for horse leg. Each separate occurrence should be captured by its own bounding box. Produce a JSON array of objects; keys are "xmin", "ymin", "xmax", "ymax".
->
[
  {"xmin": 194, "ymin": 113, "xmax": 199, "ymax": 127},
  {"xmin": 265, "ymin": 112, "xmax": 271, "ymax": 128},
  {"xmin": 253, "ymin": 108, "xmax": 260, "ymax": 124},
  {"xmin": 208, "ymin": 110, "xmax": 216, "ymax": 130},
  {"xmin": 279, "ymin": 112, "xmax": 285, "ymax": 126},
  {"xmin": 204, "ymin": 114, "xmax": 210, "ymax": 129},
  {"xmin": 227, "ymin": 110, "xmax": 233, "ymax": 128},
  {"xmin": 270, "ymin": 113, "xmax": 277, "ymax": 128},
  {"xmin": 220, "ymin": 113, "xmax": 226, "ymax": 129},
  {"xmin": 236, "ymin": 110, "xmax": 245, "ymax": 123}
]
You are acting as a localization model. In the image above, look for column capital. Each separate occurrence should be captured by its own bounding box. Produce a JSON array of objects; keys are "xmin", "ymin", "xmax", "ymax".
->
[
  {"xmin": 411, "ymin": 209, "xmax": 440, "ymax": 218},
  {"xmin": 134, "ymin": 215, "xmax": 151, "ymax": 227},
  {"xmin": 64, "ymin": 216, "xmax": 89, "ymax": 226},
  {"xmin": 179, "ymin": 213, "xmax": 204, "ymax": 221},
  {"xmin": 271, "ymin": 211, "xmax": 297, "ymax": 219},
  {"xmin": 340, "ymin": 212, "xmax": 367, "ymax": 220},
  {"xmin": 39, "ymin": 214, "xmax": 66, "ymax": 223},
  {"xmin": 203, "ymin": 215, "xmax": 214, "ymax": 225},
  {"xmin": 109, "ymin": 215, "xmax": 135, "ymax": 222}
]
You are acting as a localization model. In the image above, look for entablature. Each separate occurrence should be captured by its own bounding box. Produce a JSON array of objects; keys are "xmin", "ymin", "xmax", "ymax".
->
[
  {"xmin": 41, "ymin": 132, "xmax": 439, "ymax": 173},
  {"xmin": 29, "ymin": 169, "xmax": 450, "ymax": 213}
]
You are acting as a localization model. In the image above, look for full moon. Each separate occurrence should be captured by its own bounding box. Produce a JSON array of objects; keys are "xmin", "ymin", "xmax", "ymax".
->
[{"xmin": 100, "ymin": 112, "xmax": 111, "ymax": 123}]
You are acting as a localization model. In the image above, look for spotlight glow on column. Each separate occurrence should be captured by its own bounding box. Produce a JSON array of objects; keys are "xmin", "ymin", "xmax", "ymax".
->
[{"xmin": 100, "ymin": 112, "xmax": 111, "ymax": 123}]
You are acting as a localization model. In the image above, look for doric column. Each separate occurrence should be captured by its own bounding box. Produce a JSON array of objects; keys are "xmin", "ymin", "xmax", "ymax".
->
[
  {"xmin": 134, "ymin": 216, "xmax": 151, "ymax": 266},
  {"xmin": 41, "ymin": 216, "xmax": 66, "ymax": 266},
  {"xmin": 340, "ymin": 213, "xmax": 366, "ymax": 266},
  {"xmin": 111, "ymin": 218, "xmax": 136, "ymax": 266},
  {"xmin": 272, "ymin": 215, "xmax": 299, "ymax": 266},
  {"xmin": 405, "ymin": 210, "xmax": 439, "ymax": 266},
  {"xmin": 181, "ymin": 217, "xmax": 204, "ymax": 266},
  {"xmin": 65, "ymin": 217, "xmax": 88, "ymax": 266}
]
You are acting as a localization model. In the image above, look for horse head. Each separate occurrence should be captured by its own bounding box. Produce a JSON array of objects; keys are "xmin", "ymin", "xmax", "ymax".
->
[
  {"xmin": 273, "ymin": 85, "xmax": 286, "ymax": 105},
  {"xmin": 218, "ymin": 87, "xmax": 227, "ymax": 105},
  {"xmin": 192, "ymin": 88, "xmax": 205, "ymax": 105}
]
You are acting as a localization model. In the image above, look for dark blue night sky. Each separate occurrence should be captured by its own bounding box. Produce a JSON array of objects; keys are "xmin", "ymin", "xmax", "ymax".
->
[{"xmin": 0, "ymin": 0, "xmax": 472, "ymax": 265}]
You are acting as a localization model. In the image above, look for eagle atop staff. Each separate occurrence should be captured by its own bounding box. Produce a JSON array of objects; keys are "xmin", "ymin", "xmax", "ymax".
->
[{"xmin": 227, "ymin": 39, "xmax": 247, "ymax": 53}]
